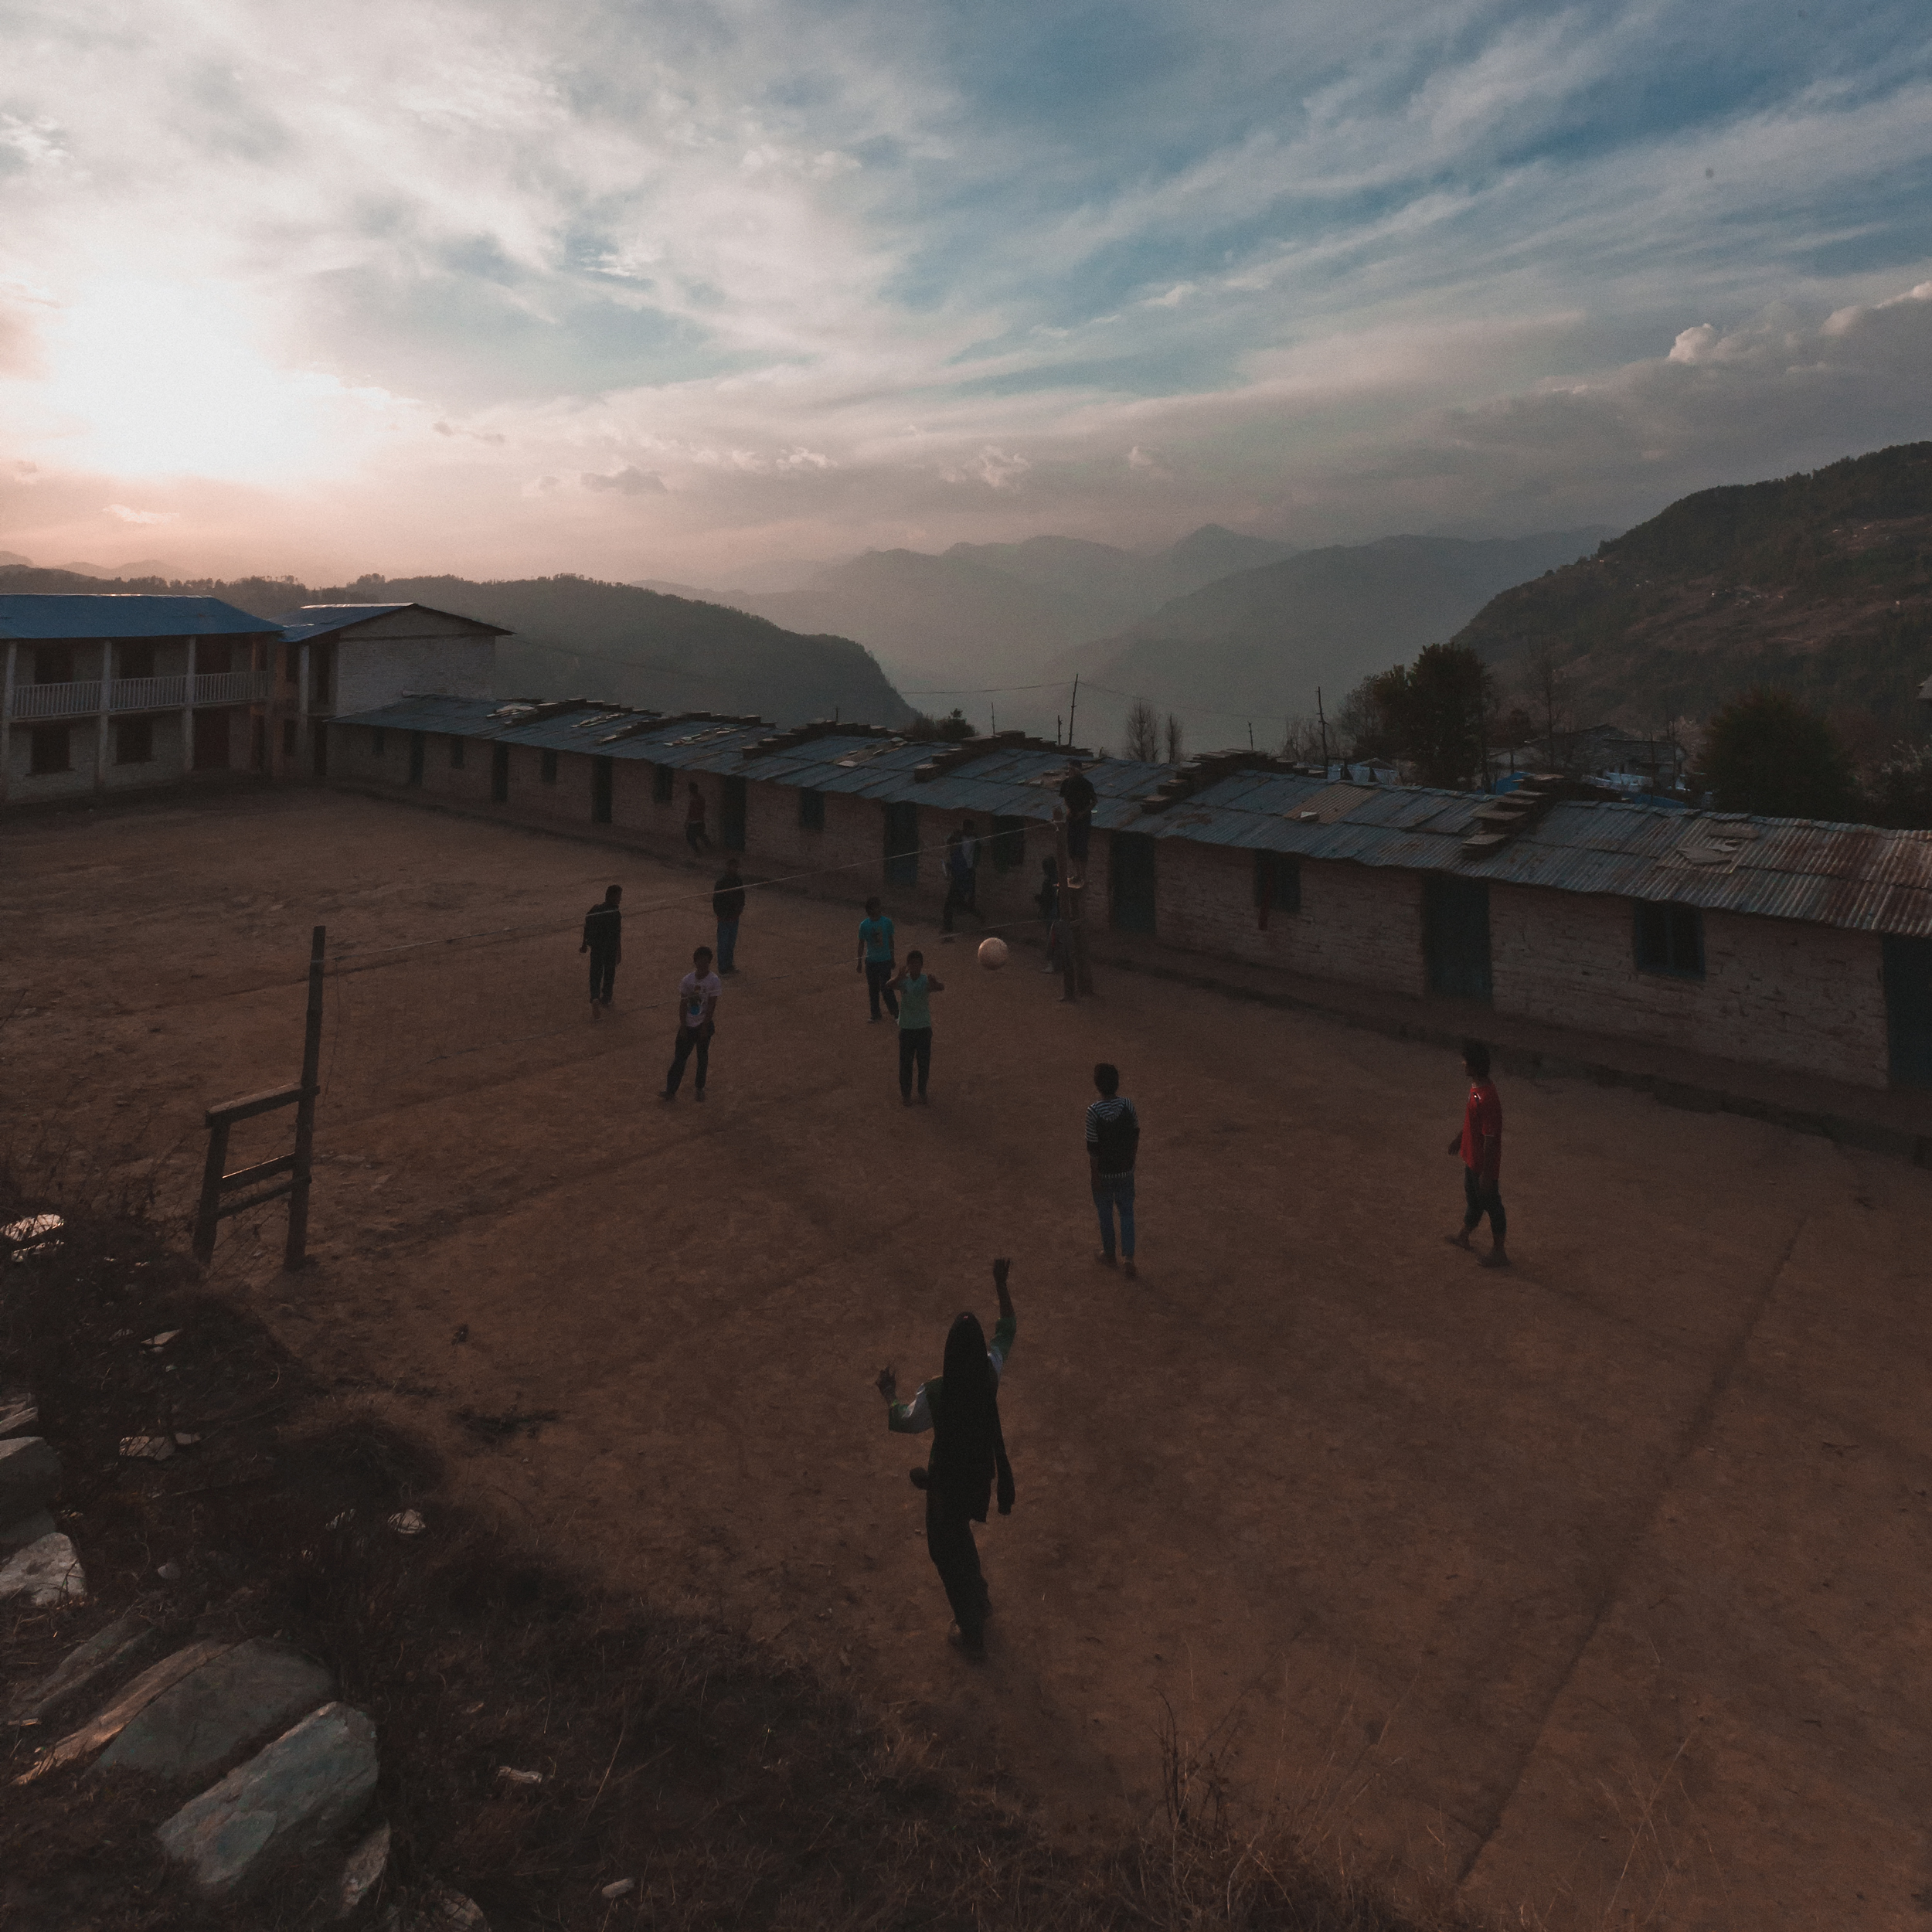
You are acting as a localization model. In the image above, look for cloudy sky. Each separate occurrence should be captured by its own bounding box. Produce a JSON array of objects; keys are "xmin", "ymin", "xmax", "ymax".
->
[{"xmin": 2, "ymin": 0, "xmax": 1930, "ymax": 584}]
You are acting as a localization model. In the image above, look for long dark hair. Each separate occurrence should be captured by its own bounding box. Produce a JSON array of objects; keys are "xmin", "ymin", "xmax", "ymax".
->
[{"xmin": 929, "ymin": 1311, "xmax": 1009, "ymax": 1521}]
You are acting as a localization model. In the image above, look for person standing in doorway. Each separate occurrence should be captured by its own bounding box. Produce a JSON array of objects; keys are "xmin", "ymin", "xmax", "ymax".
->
[
  {"xmin": 1087, "ymin": 1063, "xmax": 1140, "ymax": 1277},
  {"xmin": 713, "ymin": 857, "xmax": 747, "ymax": 975},
  {"xmin": 890, "ymin": 950, "xmax": 944, "ymax": 1104},
  {"xmin": 1446, "ymin": 1038, "xmax": 1507, "ymax": 1266},
  {"xmin": 1058, "ymin": 762, "xmax": 1097, "ymax": 881},
  {"xmin": 685, "ymin": 782, "xmax": 710, "ymax": 853},
  {"xmin": 940, "ymin": 821, "xmax": 983, "ymax": 938},
  {"xmin": 856, "ymin": 896, "xmax": 898, "ymax": 1021},
  {"xmin": 876, "ymin": 1258, "xmax": 1016, "ymax": 1659},
  {"xmin": 580, "ymin": 884, "xmax": 622, "ymax": 1017},
  {"xmin": 661, "ymin": 945, "xmax": 721, "ymax": 1100}
]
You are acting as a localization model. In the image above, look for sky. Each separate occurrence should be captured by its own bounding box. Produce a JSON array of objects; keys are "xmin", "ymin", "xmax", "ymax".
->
[{"xmin": 2, "ymin": 0, "xmax": 1931, "ymax": 586}]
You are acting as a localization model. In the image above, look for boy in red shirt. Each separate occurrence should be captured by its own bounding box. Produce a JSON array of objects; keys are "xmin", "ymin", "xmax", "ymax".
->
[{"xmin": 1446, "ymin": 1038, "xmax": 1508, "ymax": 1267}]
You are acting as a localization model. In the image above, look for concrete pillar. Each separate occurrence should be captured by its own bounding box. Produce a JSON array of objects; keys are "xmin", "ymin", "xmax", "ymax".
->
[
  {"xmin": 94, "ymin": 638, "xmax": 112, "ymax": 793},
  {"xmin": 1, "ymin": 640, "xmax": 15, "ymax": 804},
  {"xmin": 298, "ymin": 645, "xmax": 311, "ymax": 779},
  {"xmin": 182, "ymin": 635, "xmax": 196, "ymax": 778}
]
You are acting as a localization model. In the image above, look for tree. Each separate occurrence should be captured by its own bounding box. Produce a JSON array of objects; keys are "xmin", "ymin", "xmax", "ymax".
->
[
  {"xmin": 907, "ymin": 707, "xmax": 976, "ymax": 742},
  {"xmin": 1124, "ymin": 697, "xmax": 1162, "ymax": 762},
  {"xmin": 1164, "ymin": 713, "xmax": 1185, "ymax": 763},
  {"xmin": 1697, "ymin": 687, "xmax": 1857, "ymax": 819},
  {"xmin": 1336, "ymin": 675, "xmax": 1392, "ymax": 758},
  {"xmin": 1861, "ymin": 744, "xmax": 1932, "ymax": 828},
  {"xmin": 1522, "ymin": 642, "xmax": 1572, "ymax": 770},
  {"xmin": 1397, "ymin": 644, "xmax": 1494, "ymax": 790}
]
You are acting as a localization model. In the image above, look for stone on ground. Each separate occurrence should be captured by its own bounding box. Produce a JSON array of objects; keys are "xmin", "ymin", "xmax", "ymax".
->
[
  {"xmin": 0, "ymin": 1531, "xmax": 85, "ymax": 1609},
  {"xmin": 99, "ymin": 1638, "xmax": 334, "ymax": 1783},
  {"xmin": 0, "ymin": 1436, "xmax": 60, "ymax": 1522},
  {"xmin": 7, "ymin": 1611, "xmax": 161, "ymax": 1726},
  {"xmin": 332, "ymin": 1821, "xmax": 391, "ymax": 1920},
  {"xmin": 155, "ymin": 1701, "xmax": 378, "ymax": 1899},
  {"xmin": 2, "ymin": 1508, "xmax": 56, "ymax": 1551},
  {"xmin": 0, "ymin": 1389, "xmax": 38, "ymax": 1436},
  {"xmin": 21, "ymin": 1639, "xmax": 232, "ymax": 1781}
]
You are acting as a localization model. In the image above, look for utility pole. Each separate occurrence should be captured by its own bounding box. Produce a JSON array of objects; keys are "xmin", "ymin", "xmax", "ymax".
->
[
  {"xmin": 1067, "ymin": 674, "xmax": 1079, "ymax": 748},
  {"xmin": 1052, "ymin": 812, "xmax": 1094, "ymax": 1002},
  {"xmin": 1317, "ymin": 686, "xmax": 1328, "ymax": 774}
]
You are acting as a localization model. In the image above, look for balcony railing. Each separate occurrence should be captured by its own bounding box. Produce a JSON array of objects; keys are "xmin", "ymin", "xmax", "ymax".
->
[{"xmin": 8, "ymin": 672, "xmax": 274, "ymax": 721}]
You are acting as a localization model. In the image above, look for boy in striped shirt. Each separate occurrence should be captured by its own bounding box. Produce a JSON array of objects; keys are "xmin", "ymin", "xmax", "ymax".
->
[{"xmin": 1087, "ymin": 1062, "xmax": 1140, "ymax": 1278}]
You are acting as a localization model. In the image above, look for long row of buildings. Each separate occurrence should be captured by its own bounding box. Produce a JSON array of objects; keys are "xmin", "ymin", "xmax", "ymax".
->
[{"xmin": 5, "ymin": 590, "xmax": 1930, "ymax": 1094}]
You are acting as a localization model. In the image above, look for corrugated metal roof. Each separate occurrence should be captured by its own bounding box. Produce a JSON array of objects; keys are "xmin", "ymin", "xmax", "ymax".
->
[
  {"xmin": 0, "ymin": 594, "xmax": 279, "ymax": 641},
  {"xmin": 333, "ymin": 694, "xmax": 1932, "ymax": 940},
  {"xmin": 274, "ymin": 602, "xmax": 511, "ymax": 641}
]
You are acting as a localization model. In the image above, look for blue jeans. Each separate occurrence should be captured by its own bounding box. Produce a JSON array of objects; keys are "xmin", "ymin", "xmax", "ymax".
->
[
  {"xmin": 1093, "ymin": 1172, "xmax": 1135, "ymax": 1260},
  {"xmin": 716, "ymin": 919, "xmax": 739, "ymax": 971}
]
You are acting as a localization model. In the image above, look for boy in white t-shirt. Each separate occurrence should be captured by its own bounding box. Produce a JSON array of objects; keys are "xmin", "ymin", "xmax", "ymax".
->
[{"xmin": 661, "ymin": 945, "xmax": 722, "ymax": 1100}]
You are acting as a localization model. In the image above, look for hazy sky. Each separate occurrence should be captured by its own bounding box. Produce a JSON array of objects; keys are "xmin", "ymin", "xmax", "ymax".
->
[{"xmin": 3, "ymin": 0, "xmax": 1930, "ymax": 583}]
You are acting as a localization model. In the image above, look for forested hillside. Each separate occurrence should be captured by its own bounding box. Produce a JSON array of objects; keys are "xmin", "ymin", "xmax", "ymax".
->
[{"xmin": 1452, "ymin": 442, "xmax": 1932, "ymax": 727}]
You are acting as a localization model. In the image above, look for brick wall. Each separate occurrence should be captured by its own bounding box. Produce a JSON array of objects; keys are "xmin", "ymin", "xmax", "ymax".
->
[
  {"xmin": 1151, "ymin": 838, "xmax": 1427, "ymax": 995},
  {"xmin": 1490, "ymin": 885, "xmax": 1889, "ymax": 1087}
]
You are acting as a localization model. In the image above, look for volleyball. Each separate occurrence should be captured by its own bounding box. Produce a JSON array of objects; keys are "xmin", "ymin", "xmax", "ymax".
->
[{"xmin": 977, "ymin": 937, "xmax": 1009, "ymax": 971}]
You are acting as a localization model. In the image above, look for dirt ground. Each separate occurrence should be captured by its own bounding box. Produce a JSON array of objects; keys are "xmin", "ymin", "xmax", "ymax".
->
[{"xmin": 6, "ymin": 786, "xmax": 1931, "ymax": 1932}]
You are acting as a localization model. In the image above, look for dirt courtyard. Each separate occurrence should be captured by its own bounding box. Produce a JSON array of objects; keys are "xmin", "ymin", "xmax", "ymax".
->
[{"xmin": 6, "ymin": 787, "xmax": 1930, "ymax": 1931}]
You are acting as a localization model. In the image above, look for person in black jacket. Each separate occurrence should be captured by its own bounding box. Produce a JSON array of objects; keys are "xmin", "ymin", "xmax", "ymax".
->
[
  {"xmin": 1087, "ymin": 1062, "xmax": 1140, "ymax": 1277},
  {"xmin": 877, "ymin": 1259, "xmax": 1016, "ymax": 1658},
  {"xmin": 1058, "ymin": 764, "xmax": 1097, "ymax": 881},
  {"xmin": 580, "ymin": 885, "xmax": 622, "ymax": 1015},
  {"xmin": 713, "ymin": 858, "xmax": 747, "ymax": 974}
]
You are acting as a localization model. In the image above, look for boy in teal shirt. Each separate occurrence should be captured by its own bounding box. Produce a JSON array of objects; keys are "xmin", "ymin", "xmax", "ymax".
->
[
  {"xmin": 889, "ymin": 949, "xmax": 944, "ymax": 1104},
  {"xmin": 855, "ymin": 896, "xmax": 898, "ymax": 1022}
]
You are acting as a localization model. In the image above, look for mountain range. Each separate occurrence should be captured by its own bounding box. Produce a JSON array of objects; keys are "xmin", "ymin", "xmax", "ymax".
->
[{"xmin": 1452, "ymin": 441, "xmax": 1932, "ymax": 729}]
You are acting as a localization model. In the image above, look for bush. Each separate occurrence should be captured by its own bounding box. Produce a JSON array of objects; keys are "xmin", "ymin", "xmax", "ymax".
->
[{"xmin": 1696, "ymin": 688, "xmax": 1857, "ymax": 819}]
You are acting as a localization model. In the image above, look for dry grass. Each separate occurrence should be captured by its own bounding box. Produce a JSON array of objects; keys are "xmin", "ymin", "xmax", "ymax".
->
[{"xmin": 1, "ymin": 1180, "xmax": 1505, "ymax": 1932}]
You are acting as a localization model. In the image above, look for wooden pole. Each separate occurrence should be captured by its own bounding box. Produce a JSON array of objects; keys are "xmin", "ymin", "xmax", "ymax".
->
[
  {"xmin": 284, "ymin": 924, "xmax": 325, "ymax": 1271},
  {"xmin": 1052, "ymin": 814, "xmax": 1094, "ymax": 1002},
  {"xmin": 192, "ymin": 1119, "xmax": 232, "ymax": 1262}
]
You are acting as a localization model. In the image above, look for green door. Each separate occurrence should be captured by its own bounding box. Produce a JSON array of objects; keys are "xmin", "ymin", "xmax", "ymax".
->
[
  {"xmin": 1884, "ymin": 936, "xmax": 1932, "ymax": 1087},
  {"xmin": 1424, "ymin": 876, "xmax": 1492, "ymax": 1001},
  {"xmin": 721, "ymin": 774, "xmax": 747, "ymax": 849},
  {"xmin": 592, "ymin": 756, "xmax": 613, "ymax": 825},
  {"xmin": 883, "ymin": 802, "xmax": 919, "ymax": 886},
  {"xmin": 1110, "ymin": 832, "xmax": 1158, "ymax": 934}
]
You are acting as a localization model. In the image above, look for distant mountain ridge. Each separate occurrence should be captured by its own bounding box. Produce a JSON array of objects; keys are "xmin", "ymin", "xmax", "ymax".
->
[
  {"xmin": 0, "ymin": 566, "xmax": 909, "ymax": 726},
  {"xmin": 1050, "ymin": 529, "xmax": 1614, "ymax": 746},
  {"xmin": 1451, "ymin": 441, "xmax": 1932, "ymax": 726}
]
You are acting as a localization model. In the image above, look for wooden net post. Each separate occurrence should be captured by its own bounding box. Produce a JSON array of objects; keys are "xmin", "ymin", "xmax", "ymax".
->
[
  {"xmin": 191, "ymin": 1118, "xmax": 233, "ymax": 1262},
  {"xmin": 284, "ymin": 924, "xmax": 325, "ymax": 1271},
  {"xmin": 1053, "ymin": 815, "xmax": 1094, "ymax": 1002}
]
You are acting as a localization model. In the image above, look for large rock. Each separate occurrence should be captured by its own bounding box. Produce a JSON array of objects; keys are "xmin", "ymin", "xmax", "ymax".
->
[
  {"xmin": 2, "ymin": 1509, "xmax": 55, "ymax": 1552},
  {"xmin": 0, "ymin": 1437, "xmax": 60, "ymax": 1522},
  {"xmin": 0, "ymin": 1532, "xmax": 85, "ymax": 1608},
  {"xmin": 7, "ymin": 1611, "xmax": 162, "ymax": 1726},
  {"xmin": 19, "ymin": 1640, "xmax": 232, "ymax": 1783},
  {"xmin": 0, "ymin": 1389, "xmax": 37, "ymax": 1436},
  {"xmin": 98, "ymin": 1638, "xmax": 333, "ymax": 1784},
  {"xmin": 155, "ymin": 1702, "xmax": 378, "ymax": 1898}
]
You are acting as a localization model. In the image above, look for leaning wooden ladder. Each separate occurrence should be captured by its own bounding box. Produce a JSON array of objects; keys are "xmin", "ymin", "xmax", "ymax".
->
[{"xmin": 191, "ymin": 925, "xmax": 326, "ymax": 1270}]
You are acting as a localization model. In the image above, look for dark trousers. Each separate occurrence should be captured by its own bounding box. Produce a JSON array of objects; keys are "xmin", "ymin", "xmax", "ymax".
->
[
  {"xmin": 940, "ymin": 873, "xmax": 980, "ymax": 933},
  {"xmin": 1093, "ymin": 1171, "xmax": 1136, "ymax": 1259},
  {"xmin": 1066, "ymin": 816, "xmax": 1091, "ymax": 862},
  {"xmin": 665, "ymin": 1024, "xmax": 711, "ymax": 1094},
  {"xmin": 1463, "ymin": 1166, "xmax": 1505, "ymax": 1243},
  {"xmin": 685, "ymin": 821, "xmax": 709, "ymax": 852},
  {"xmin": 865, "ymin": 959, "xmax": 899, "ymax": 1019},
  {"xmin": 587, "ymin": 951, "xmax": 616, "ymax": 1003},
  {"xmin": 898, "ymin": 1026, "xmax": 932, "ymax": 1097},
  {"xmin": 925, "ymin": 1488, "xmax": 987, "ymax": 1645},
  {"xmin": 716, "ymin": 919, "xmax": 739, "ymax": 972}
]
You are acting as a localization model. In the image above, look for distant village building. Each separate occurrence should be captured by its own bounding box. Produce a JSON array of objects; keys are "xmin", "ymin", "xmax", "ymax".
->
[{"xmin": 0, "ymin": 595, "xmax": 503, "ymax": 801}]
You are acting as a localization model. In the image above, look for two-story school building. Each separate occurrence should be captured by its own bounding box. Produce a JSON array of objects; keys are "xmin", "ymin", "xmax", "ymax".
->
[{"xmin": 325, "ymin": 693, "xmax": 1932, "ymax": 1094}]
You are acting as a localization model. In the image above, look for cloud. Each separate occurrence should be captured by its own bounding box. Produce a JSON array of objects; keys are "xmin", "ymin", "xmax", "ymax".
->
[
  {"xmin": 581, "ymin": 465, "xmax": 667, "ymax": 494},
  {"xmin": 105, "ymin": 502, "xmax": 176, "ymax": 523}
]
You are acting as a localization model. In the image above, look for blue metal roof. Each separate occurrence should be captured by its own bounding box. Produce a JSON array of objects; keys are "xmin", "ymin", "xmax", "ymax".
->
[
  {"xmin": 0, "ymin": 594, "xmax": 279, "ymax": 641},
  {"xmin": 333, "ymin": 695, "xmax": 1932, "ymax": 939},
  {"xmin": 274, "ymin": 602, "xmax": 510, "ymax": 643}
]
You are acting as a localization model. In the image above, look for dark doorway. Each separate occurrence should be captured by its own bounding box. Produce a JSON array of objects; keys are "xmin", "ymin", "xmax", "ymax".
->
[
  {"xmin": 1109, "ymin": 832, "xmax": 1158, "ymax": 934},
  {"xmin": 311, "ymin": 721, "xmax": 329, "ymax": 779},
  {"xmin": 1884, "ymin": 936, "xmax": 1932, "ymax": 1088},
  {"xmin": 192, "ymin": 708, "xmax": 230, "ymax": 771},
  {"xmin": 408, "ymin": 732, "xmax": 426, "ymax": 785},
  {"xmin": 721, "ymin": 774, "xmax": 747, "ymax": 849},
  {"xmin": 491, "ymin": 743, "xmax": 510, "ymax": 804},
  {"xmin": 1424, "ymin": 876, "xmax": 1492, "ymax": 1000},
  {"xmin": 592, "ymin": 756, "xmax": 613, "ymax": 825},
  {"xmin": 884, "ymin": 802, "xmax": 919, "ymax": 887}
]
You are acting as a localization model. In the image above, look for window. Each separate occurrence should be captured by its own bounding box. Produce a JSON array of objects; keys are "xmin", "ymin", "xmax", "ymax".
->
[
  {"xmin": 371, "ymin": 729, "xmax": 386, "ymax": 757},
  {"xmin": 1634, "ymin": 902, "xmax": 1704, "ymax": 978},
  {"xmin": 992, "ymin": 815, "xmax": 1027, "ymax": 872},
  {"xmin": 541, "ymin": 749, "xmax": 559, "ymax": 784},
  {"xmin": 449, "ymin": 735, "xmax": 466, "ymax": 770},
  {"xmin": 283, "ymin": 718, "xmax": 298, "ymax": 755},
  {"xmin": 119, "ymin": 641, "xmax": 155, "ymax": 680},
  {"xmin": 798, "ymin": 787, "xmax": 825, "ymax": 831},
  {"xmin": 1253, "ymin": 851, "xmax": 1301, "ymax": 927},
  {"xmin": 114, "ymin": 717, "xmax": 154, "ymax": 765},
  {"xmin": 652, "ymin": 763, "xmax": 675, "ymax": 804},
  {"xmin": 29, "ymin": 723, "xmax": 72, "ymax": 774}
]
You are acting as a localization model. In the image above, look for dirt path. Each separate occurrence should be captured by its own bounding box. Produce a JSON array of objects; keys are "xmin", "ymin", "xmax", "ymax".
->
[{"xmin": 7, "ymin": 787, "xmax": 1930, "ymax": 1930}]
